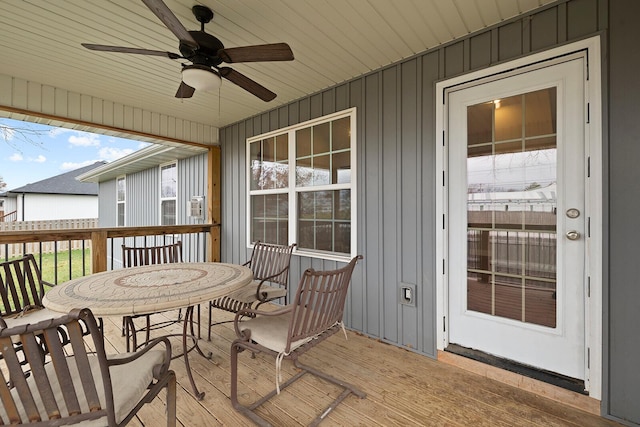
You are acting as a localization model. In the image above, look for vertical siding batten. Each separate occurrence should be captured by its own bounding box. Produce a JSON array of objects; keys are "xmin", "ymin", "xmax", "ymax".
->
[{"xmin": 216, "ymin": 4, "xmax": 640, "ymax": 423}]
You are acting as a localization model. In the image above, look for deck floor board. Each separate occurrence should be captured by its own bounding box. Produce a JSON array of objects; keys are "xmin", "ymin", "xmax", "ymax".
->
[{"xmin": 94, "ymin": 308, "xmax": 620, "ymax": 426}]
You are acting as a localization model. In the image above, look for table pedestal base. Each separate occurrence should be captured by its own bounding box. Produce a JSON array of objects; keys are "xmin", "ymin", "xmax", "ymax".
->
[{"xmin": 124, "ymin": 305, "xmax": 210, "ymax": 400}]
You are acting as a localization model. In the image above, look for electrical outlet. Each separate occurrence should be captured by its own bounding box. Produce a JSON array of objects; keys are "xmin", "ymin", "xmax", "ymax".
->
[{"xmin": 399, "ymin": 283, "xmax": 416, "ymax": 307}]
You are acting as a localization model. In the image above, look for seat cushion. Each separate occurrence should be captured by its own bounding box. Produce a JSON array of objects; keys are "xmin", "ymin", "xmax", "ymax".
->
[
  {"xmin": 228, "ymin": 281, "xmax": 287, "ymax": 304},
  {"xmin": 0, "ymin": 349, "xmax": 166, "ymax": 426},
  {"xmin": 240, "ymin": 312, "xmax": 311, "ymax": 353},
  {"xmin": 3, "ymin": 307, "xmax": 60, "ymax": 329}
]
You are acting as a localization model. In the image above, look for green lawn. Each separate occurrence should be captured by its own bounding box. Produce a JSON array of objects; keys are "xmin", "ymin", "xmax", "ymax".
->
[
  {"xmin": 6, "ymin": 249, "xmax": 92, "ymax": 286},
  {"xmin": 1, "ymin": 249, "xmax": 92, "ymax": 311},
  {"xmin": 36, "ymin": 249, "xmax": 93, "ymax": 284}
]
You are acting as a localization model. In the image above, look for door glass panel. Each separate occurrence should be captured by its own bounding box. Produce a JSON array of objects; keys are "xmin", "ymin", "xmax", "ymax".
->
[{"xmin": 466, "ymin": 88, "xmax": 557, "ymax": 328}]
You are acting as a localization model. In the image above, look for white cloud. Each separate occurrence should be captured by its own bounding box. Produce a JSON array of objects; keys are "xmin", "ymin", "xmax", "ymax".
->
[
  {"xmin": 48, "ymin": 127, "xmax": 73, "ymax": 137},
  {"xmin": 33, "ymin": 155, "xmax": 46, "ymax": 163},
  {"xmin": 68, "ymin": 132, "xmax": 101, "ymax": 147},
  {"xmin": 9, "ymin": 153, "xmax": 23, "ymax": 161},
  {"xmin": 61, "ymin": 160, "xmax": 98, "ymax": 171},
  {"xmin": 98, "ymin": 146, "xmax": 134, "ymax": 162}
]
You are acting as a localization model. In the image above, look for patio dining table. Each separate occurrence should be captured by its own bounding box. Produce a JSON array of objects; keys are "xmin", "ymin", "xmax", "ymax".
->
[{"xmin": 42, "ymin": 261, "xmax": 253, "ymax": 400}]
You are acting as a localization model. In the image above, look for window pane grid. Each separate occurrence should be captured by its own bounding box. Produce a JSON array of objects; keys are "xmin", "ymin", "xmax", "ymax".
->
[
  {"xmin": 160, "ymin": 163, "xmax": 177, "ymax": 226},
  {"xmin": 297, "ymin": 190, "xmax": 350, "ymax": 254},
  {"xmin": 248, "ymin": 109, "xmax": 355, "ymax": 256},
  {"xmin": 116, "ymin": 176, "xmax": 125, "ymax": 227},
  {"xmin": 250, "ymin": 135, "xmax": 289, "ymax": 190},
  {"xmin": 251, "ymin": 194, "xmax": 289, "ymax": 246}
]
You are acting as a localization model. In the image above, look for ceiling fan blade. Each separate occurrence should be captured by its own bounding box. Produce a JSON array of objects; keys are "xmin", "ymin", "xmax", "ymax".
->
[
  {"xmin": 142, "ymin": 0, "xmax": 198, "ymax": 49},
  {"xmin": 175, "ymin": 82, "xmax": 195, "ymax": 98},
  {"xmin": 218, "ymin": 43, "xmax": 294, "ymax": 63},
  {"xmin": 81, "ymin": 43, "xmax": 181, "ymax": 59},
  {"xmin": 219, "ymin": 67, "xmax": 276, "ymax": 102}
]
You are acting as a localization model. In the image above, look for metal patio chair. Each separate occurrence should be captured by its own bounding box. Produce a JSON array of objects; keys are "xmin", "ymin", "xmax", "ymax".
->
[
  {"xmin": 207, "ymin": 241, "xmax": 296, "ymax": 341},
  {"xmin": 0, "ymin": 254, "xmax": 85, "ymax": 331},
  {"xmin": 230, "ymin": 255, "xmax": 364, "ymax": 427},
  {"xmin": 0, "ymin": 307, "xmax": 176, "ymax": 426},
  {"xmin": 121, "ymin": 241, "xmax": 189, "ymax": 351}
]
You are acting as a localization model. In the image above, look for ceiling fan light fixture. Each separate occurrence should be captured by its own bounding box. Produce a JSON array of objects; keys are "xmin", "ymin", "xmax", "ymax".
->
[{"xmin": 181, "ymin": 65, "xmax": 221, "ymax": 91}]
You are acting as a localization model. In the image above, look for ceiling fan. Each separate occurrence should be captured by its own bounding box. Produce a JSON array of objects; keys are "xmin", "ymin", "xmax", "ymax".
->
[{"xmin": 81, "ymin": 0, "xmax": 294, "ymax": 102}]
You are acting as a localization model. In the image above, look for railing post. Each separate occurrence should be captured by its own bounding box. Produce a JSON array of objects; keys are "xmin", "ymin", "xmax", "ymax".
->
[
  {"xmin": 91, "ymin": 230, "xmax": 108, "ymax": 273},
  {"xmin": 209, "ymin": 225, "xmax": 220, "ymax": 262}
]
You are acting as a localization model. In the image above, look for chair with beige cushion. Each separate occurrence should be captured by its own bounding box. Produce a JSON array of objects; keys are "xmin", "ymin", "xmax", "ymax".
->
[
  {"xmin": 207, "ymin": 241, "xmax": 296, "ymax": 341},
  {"xmin": 230, "ymin": 255, "xmax": 364, "ymax": 426},
  {"xmin": 0, "ymin": 253, "xmax": 89, "ymax": 331},
  {"xmin": 0, "ymin": 307, "xmax": 176, "ymax": 426}
]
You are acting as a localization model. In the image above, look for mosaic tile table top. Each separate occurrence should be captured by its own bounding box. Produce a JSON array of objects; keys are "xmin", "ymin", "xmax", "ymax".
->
[{"xmin": 43, "ymin": 262, "xmax": 253, "ymax": 317}]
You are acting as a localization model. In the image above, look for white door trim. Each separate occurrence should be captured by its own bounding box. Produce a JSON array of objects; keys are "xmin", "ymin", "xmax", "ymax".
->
[{"xmin": 435, "ymin": 36, "xmax": 602, "ymax": 399}]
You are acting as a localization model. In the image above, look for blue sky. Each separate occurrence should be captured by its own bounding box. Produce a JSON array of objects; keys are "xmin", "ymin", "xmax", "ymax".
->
[{"xmin": 0, "ymin": 118, "xmax": 148, "ymax": 190}]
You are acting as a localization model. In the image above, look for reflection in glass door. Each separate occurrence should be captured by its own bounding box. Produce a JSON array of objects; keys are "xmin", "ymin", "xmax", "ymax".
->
[{"xmin": 466, "ymin": 88, "xmax": 558, "ymax": 328}]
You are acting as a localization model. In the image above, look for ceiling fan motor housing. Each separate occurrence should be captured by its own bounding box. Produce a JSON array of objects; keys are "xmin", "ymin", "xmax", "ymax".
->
[{"xmin": 179, "ymin": 31, "xmax": 225, "ymax": 66}]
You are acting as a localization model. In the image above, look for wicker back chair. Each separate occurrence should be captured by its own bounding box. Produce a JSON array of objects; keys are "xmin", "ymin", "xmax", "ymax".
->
[
  {"xmin": 207, "ymin": 241, "xmax": 296, "ymax": 341},
  {"xmin": 0, "ymin": 308, "xmax": 176, "ymax": 426},
  {"xmin": 230, "ymin": 255, "xmax": 364, "ymax": 426},
  {"xmin": 121, "ymin": 241, "xmax": 184, "ymax": 351}
]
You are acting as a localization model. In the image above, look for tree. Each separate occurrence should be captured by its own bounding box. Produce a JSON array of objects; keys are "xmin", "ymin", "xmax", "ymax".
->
[{"xmin": 1, "ymin": 122, "xmax": 47, "ymax": 150}]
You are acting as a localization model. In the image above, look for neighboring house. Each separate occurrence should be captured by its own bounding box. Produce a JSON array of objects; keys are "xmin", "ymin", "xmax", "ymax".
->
[
  {"xmin": 78, "ymin": 144, "xmax": 209, "ymax": 267},
  {"xmin": 1, "ymin": 191, "xmax": 17, "ymax": 221},
  {"xmin": 5, "ymin": 162, "xmax": 105, "ymax": 221},
  {"xmin": 3, "ymin": 1, "xmax": 640, "ymax": 425}
]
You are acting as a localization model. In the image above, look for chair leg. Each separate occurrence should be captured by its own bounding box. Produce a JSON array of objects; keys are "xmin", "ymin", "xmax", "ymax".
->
[
  {"xmin": 207, "ymin": 302, "xmax": 212, "ymax": 342},
  {"xmin": 230, "ymin": 342, "xmax": 366, "ymax": 427},
  {"xmin": 166, "ymin": 371, "xmax": 177, "ymax": 427},
  {"xmin": 230, "ymin": 340, "xmax": 273, "ymax": 427}
]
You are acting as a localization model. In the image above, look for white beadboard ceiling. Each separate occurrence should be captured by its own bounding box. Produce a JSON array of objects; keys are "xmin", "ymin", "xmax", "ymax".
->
[{"xmin": 0, "ymin": 0, "xmax": 555, "ymax": 131}]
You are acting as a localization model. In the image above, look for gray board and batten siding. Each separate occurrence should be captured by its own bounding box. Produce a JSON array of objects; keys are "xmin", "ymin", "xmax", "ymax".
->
[
  {"xmin": 98, "ymin": 152, "xmax": 209, "ymax": 266},
  {"xmin": 99, "ymin": 152, "xmax": 208, "ymax": 228},
  {"xmin": 220, "ymin": 0, "xmax": 640, "ymax": 424}
]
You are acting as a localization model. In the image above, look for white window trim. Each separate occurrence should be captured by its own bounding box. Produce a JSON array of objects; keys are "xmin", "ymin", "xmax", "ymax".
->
[
  {"xmin": 159, "ymin": 161, "xmax": 178, "ymax": 226},
  {"xmin": 246, "ymin": 107, "xmax": 357, "ymax": 262},
  {"xmin": 116, "ymin": 175, "xmax": 126, "ymax": 227},
  {"xmin": 435, "ymin": 36, "xmax": 602, "ymax": 399}
]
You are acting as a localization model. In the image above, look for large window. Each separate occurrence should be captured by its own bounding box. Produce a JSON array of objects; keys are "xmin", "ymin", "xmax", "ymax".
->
[
  {"xmin": 116, "ymin": 176, "xmax": 125, "ymax": 227},
  {"xmin": 247, "ymin": 108, "xmax": 356, "ymax": 259},
  {"xmin": 160, "ymin": 162, "xmax": 177, "ymax": 225}
]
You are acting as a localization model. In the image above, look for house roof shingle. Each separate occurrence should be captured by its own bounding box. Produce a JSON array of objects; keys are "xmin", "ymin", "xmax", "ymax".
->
[{"xmin": 8, "ymin": 161, "xmax": 106, "ymax": 196}]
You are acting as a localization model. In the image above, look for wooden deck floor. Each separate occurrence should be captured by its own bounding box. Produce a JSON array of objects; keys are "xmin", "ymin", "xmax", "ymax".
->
[{"xmin": 99, "ymin": 309, "xmax": 621, "ymax": 427}]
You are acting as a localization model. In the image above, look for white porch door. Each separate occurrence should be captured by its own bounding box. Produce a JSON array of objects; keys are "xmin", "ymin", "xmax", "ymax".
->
[{"xmin": 447, "ymin": 58, "xmax": 586, "ymax": 380}]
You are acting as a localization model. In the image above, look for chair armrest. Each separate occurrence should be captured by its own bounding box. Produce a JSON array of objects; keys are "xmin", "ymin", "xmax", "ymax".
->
[
  {"xmin": 107, "ymin": 336, "xmax": 172, "ymax": 379},
  {"xmin": 41, "ymin": 280, "xmax": 55, "ymax": 289},
  {"xmin": 254, "ymin": 267, "xmax": 290, "ymax": 302},
  {"xmin": 233, "ymin": 305, "xmax": 292, "ymax": 338}
]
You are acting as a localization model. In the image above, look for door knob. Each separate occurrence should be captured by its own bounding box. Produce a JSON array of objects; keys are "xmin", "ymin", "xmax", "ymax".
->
[{"xmin": 566, "ymin": 230, "xmax": 580, "ymax": 240}]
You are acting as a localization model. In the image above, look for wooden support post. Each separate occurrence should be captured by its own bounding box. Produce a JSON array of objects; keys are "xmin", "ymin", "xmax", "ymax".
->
[
  {"xmin": 207, "ymin": 146, "xmax": 221, "ymax": 262},
  {"xmin": 210, "ymin": 225, "xmax": 220, "ymax": 262},
  {"xmin": 91, "ymin": 230, "xmax": 108, "ymax": 273}
]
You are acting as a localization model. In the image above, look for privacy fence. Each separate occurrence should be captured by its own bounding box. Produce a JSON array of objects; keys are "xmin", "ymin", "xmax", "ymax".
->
[{"xmin": 0, "ymin": 218, "xmax": 98, "ymax": 259}]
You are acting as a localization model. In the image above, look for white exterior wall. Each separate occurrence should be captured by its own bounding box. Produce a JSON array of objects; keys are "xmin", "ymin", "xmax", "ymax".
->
[
  {"xmin": 0, "ymin": 196, "xmax": 17, "ymax": 215},
  {"xmin": 17, "ymin": 194, "xmax": 97, "ymax": 221}
]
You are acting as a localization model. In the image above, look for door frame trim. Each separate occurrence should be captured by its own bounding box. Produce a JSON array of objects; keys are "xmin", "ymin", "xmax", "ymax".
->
[{"xmin": 435, "ymin": 36, "xmax": 603, "ymax": 399}]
